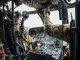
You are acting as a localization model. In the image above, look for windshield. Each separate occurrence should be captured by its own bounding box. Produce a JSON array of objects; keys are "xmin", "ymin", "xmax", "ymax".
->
[{"xmin": 15, "ymin": 3, "xmax": 75, "ymax": 29}]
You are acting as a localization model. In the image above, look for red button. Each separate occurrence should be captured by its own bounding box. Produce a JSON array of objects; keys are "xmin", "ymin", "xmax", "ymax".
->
[{"xmin": 0, "ymin": 50, "xmax": 4, "ymax": 57}]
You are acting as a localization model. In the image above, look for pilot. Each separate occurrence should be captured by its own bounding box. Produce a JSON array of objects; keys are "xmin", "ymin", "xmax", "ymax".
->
[
  {"xmin": 15, "ymin": 11, "xmax": 34, "ymax": 53},
  {"xmin": 43, "ymin": 8, "xmax": 70, "ymax": 59},
  {"xmin": 43, "ymin": 9, "xmax": 70, "ymax": 43},
  {"xmin": 4, "ymin": 11, "xmax": 22, "ymax": 55},
  {"xmin": 5, "ymin": 11, "xmax": 31, "ymax": 55}
]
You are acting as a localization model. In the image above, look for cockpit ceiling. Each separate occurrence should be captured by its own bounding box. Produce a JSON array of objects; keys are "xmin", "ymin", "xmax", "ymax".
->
[
  {"xmin": 0, "ymin": 0, "xmax": 58, "ymax": 9},
  {"xmin": 23, "ymin": 0, "xmax": 58, "ymax": 9},
  {"xmin": 0, "ymin": 0, "xmax": 76, "ymax": 11}
]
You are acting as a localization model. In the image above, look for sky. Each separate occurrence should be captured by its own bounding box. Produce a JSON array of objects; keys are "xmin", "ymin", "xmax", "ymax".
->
[{"xmin": 15, "ymin": 3, "xmax": 75, "ymax": 29}]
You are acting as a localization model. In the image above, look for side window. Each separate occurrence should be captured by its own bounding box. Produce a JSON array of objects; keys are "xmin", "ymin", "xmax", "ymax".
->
[{"xmin": 49, "ymin": 7, "xmax": 75, "ymax": 25}]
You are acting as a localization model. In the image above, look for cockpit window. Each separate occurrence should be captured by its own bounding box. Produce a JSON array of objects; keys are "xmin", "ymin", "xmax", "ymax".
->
[
  {"xmin": 50, "ymin": 8, "xmax": 75, "ymax": 25},
  {"xmin": 15, "ymin": 4, "xmax": 75, "ymax": 29}
]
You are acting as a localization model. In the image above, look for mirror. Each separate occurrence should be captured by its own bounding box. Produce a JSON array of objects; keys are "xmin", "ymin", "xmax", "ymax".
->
[
  {"xmin": 67, "ymin": 0, "xmax": 76, "ymax": 3},
  {"xmin": 64, "ymin": 0, "xmax": 78, "ymax": 5}
]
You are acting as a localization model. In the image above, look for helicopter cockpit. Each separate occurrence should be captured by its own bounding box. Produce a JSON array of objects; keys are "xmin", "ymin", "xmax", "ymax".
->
[{"xmin": 0, "ymin": 0, "xmax": 79, "ymax": 60}]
